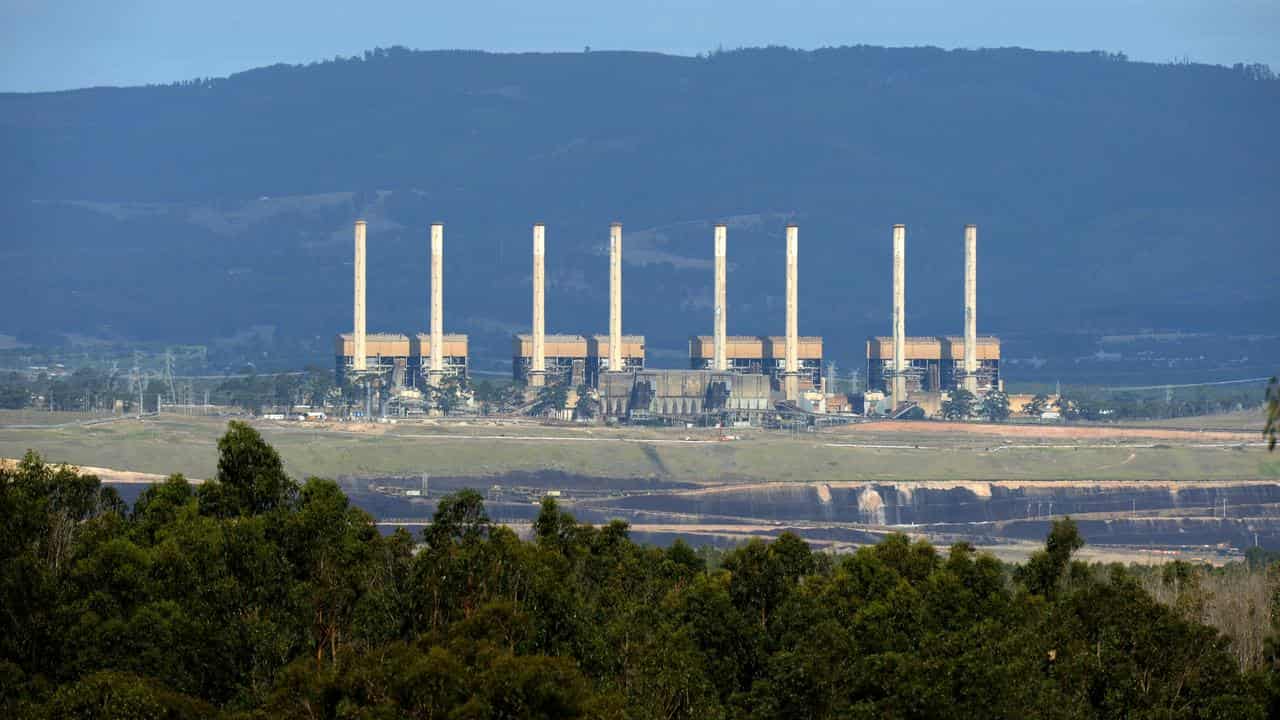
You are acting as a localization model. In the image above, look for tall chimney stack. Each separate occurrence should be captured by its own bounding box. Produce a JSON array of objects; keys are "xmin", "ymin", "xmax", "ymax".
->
[
  {"xmin": 429, "ymin": 223, "xmax": 444, "ymax": 381},
  {"xmin": 784, "ymin": 224, "xmax": 799, "ymax": 401},
  {"xmin": 608, "ymin": 222, "xmax": 623, "ymax": 373},
  {"xmin": 713, "ymin": 224, "xmax": 727, "ymax": 372},
  {"xmin": 963, "ymin": 224, "xmax": 978, "ymax": 393},
  {"xmin": 892, "ymin": 224, "xmax": 906, "ymax": 409},
  {"xmin": 353, "ymin": 220, "xmax": 367, "ymax": 372},
  {"xmin": 530, "ymin": 223, "xmax": 546, "ymax": 387}
]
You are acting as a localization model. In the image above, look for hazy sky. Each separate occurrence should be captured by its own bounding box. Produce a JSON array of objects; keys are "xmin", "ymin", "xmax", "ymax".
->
[{"xmin": 2, "ymin": 0, "xmax": 1277, "ymax": 92}]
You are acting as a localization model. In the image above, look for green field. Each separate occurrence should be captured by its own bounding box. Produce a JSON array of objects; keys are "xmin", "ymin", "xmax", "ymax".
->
[{"xmin": 0, "ymin": 412, "xmax": 1273, "ymax": 483}]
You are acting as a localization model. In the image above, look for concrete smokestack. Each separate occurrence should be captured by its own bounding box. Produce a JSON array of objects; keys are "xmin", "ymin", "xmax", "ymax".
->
[
  {"xmin": 784, "ymin": 224, "xmax": 799, "ymax": 401},
  {"xmin": 429, "ymin": 223, "xmax": 444, "ymax": 381},
  {"xmin": 352, "ymin": 220, "xmax": 367, "ymax": 372},
  {"xmin": 892, "ymin": 224, "xmax": 906, "ymax": 409},
  {"xmin": 530, "ymin": 223, "xmax": 546, "ymax": 387},
  {"xmin": 713, "ymin": 224, "xmax": 727, "ymax": 372},
  {"xmin": 608, "ymin": 222, "xmax": 623, "ymax": 373},
  {"xmin": 963, "ymin": 224, "xmax": 978, "ymax": 393}
]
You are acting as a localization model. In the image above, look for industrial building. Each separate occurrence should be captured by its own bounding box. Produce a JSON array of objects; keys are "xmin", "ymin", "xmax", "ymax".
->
[
  {"xmin": 512, "ymin": 333, "xmax": 644, "ymax": 386},
  {"xmin": 587, "ymin": 334, "xmax": 646, "ymax": 386},
  {"xmin": 341, "ymin": 220, "xmax": 469, "ymax": 413},
  {"xmin": 335, "ymin": 333, "xmax": 411, "ymax": 388},
  {"xmin": 512, "ymin": 333, "xmax": 588, "ymax": 386},
  {"xmin": 338, "ymin": 213, "xmax": 1002, "ymax": 422},
  {"xmin": 689, "ymin": 335, "xmax": 823, "ymax": 390},
  {"xmin": 598, "ymin": 369, "xmax": 772, "ymax": 422},
  {"xmin": 414, "ymin": 333, "xmax": 469, "ymax": 379},
  {"xmin": 335, "ymin": 332, "xmax": 470, "ymax": 388},
  {"xmin": 870, "ymin": 223, "xmax": 1002, "ymax": 412},
  {"xmin": 866, "ymin": 336, "xmax": 1000, "ymax": 393}
]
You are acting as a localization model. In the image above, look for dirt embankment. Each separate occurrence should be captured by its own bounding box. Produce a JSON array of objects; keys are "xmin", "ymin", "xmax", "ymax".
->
[{"xmin": 0, "ymin": 457, "xmax": 201, "ymax": 484}]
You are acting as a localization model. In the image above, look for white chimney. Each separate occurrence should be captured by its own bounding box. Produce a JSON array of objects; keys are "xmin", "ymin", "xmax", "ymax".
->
[
  {"xmin": 963, "ymin": 224, "xmax": 978, "ymax": 393},
  {"xmin": 531, "ymin": 223, "xmax": 546, "ymax": 387},
  {"xmin": 608, "ymin": 222, "xmax": 622, "ymax": 373},
  {"xmin": 353, "ymin": 220, "xmax": 367, "ymax": 372},
  {"xmin": 892, "ymin": 224, "xmax": 906, "ymax": 409},
  {"xmin": 429, "ymin": 223, "xmax": 444, "ymax": 381},
  {"xmin": 784, "ymin": 224, "xmax": 799, "ymax": 401},
  {"xmin": 714, "ymin": 224, "xmax": 727, "ymax": 372}
]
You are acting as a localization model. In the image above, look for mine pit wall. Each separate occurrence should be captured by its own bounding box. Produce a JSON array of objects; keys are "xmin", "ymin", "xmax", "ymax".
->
[
  {"xmin": 586, "ymin": 482, "xmax": 1280, "ymax": 528},
  {"xmin": 930, "ymin": 518, "xmax": 1280, "ymax": 549},
  {"xmin": 324, "ymin": 474, "xmax": 1280, "ymax": 550}
]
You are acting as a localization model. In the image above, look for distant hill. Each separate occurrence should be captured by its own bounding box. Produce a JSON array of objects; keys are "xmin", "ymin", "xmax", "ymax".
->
[{"xmin": 1, "ymin": 45, "xmax": 1277, "ymax": 373}]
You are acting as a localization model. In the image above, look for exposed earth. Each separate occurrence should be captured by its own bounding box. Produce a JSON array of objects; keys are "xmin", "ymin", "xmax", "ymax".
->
[{"xmin": 3, "ymin": 409, "xmax": 1275, "ymax": 562}]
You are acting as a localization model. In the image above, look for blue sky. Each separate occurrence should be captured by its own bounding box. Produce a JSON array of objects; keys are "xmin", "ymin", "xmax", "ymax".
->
[{"xmin": 2, "ymin": 0, "xmax": 1277, "ymax": 92}]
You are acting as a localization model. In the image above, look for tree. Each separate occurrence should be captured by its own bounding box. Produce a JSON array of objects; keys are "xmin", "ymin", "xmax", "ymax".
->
[
  {"xmin": 490, "ymin": 384, "xmax": 526, "ymax": 413},
  {"xmin": 1023, "ymin": 393, "xmax": 1049, "ymax": 417},
  {"xmin": 530, "ymin": 384, "xmax": 568, "ymax": 417},
  {"xmin": 431, "ymin": 376, "xmax": 466, "ymax": 414},
  {"xmin": 1054, "ymin": 393, "xmax": 1078, "ymax": 420},
  {"xmin": 472, "ymin": 380, "xmax": 498, "ymax": 414},
  {"xmin": 4, "ymin": 420, "xmax": 1276, "ymax": 718},
  {"xmin": 573, "ymin": 384, "xmax": 599, "ymax": 420},
  {"xmin": 1016, "ymin": 517, "xmax": 1084, "ymax": 598},
  {"xmin": 941, "ymin": 389, "xmax": 976, "ymax": 420},
  {"xmin": 197, "ymin": 421, "xmax": 298, "ymax": 517},
  {"xmin": 0, "ymin": 372, "xmax": 28, "ymax": 409},
  {"xmin": 423, "ymin": 489, "xmax": 491, "ymax": 550},
  {"xmin": 980, "ymin": 390, "xmax": 1011, "ymax": 422},
  {"xmin": 33, "ymin": 670, "xmax": 217, "ymax": 719}
]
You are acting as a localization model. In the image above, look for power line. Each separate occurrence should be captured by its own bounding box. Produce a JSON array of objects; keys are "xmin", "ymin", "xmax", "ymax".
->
[{"xmin": 1100, "ymin": 376, "xmax": 1270, "ymax": 392}]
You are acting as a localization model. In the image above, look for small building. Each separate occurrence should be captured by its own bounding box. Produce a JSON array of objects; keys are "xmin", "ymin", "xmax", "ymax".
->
[
  {"xmin": 512, "ymin": 334, "xmax": 589, "ymax": 386},
  {"xmin": 586, "ymin": 335, "xmax": 645, "ymax": 386},
  {"xmin": 689, "ymin": 335, "xmax": 823, "ymax": 391}
]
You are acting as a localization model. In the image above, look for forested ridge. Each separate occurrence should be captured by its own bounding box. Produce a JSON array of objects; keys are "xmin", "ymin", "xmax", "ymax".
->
[
  {"xmin": 3, "ymin": 422, "xmax": 1279, "ymax": 718},
  {"xmin": 2, "ymin": 45, "xmax": 1277, "ymax": 365}
]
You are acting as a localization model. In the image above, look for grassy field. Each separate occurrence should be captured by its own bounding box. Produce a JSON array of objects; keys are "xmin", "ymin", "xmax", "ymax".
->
[
  {"xmin": 0, "ymin": 409, "xmax": 126, "ymax": 426},
  {"xmin": 0, "ymin": 412, "xmax": 1274, "ymax": 484},
  {"xmin": 1123, "ymin": 408, "xmax": 1267, "ymax": 431}
]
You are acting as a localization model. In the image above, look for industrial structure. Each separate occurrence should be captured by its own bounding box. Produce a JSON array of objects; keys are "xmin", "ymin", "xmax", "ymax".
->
[
  {"xmin": 688, "ymin": 336, "xmax": 823, "ymax": 390},
  {"xmin": 866, "ymin": 224, "xmax": 1001, "ymax": 408},
  {"xmin": 513, "ymin": 333, "xmax": 587, "ymax": 386},
  {"xmin": 511, "ymin": 222, "xmax": 646, "ymax": 387},
  {"xmin": 588, "ymin": 334, "xmax": 645, "ymax": 385},
  {"xmin": 335, "ymin": 332, "xmax": 410, "ymax": 388},
  {"xmin": 529, "ymin": 223, "xmax": 547, "ymax": 387},
  {"xmin": 337, "ymin": 215, "xmax": 1001, "ymax": 422},
  {"xmin": 866, "ymin": 336, "xmax": 1000, "ymax": 393},
  {"xmin": 336, "ymin": 221, "xmax": 470, "ymax": 415},
  {"xmin": 335, "ymin": 332, "xmax": 470, "ymax": 388},
  {"xmin": 598, "ymin": 369, "xmax": 772, "ymax": 423}
]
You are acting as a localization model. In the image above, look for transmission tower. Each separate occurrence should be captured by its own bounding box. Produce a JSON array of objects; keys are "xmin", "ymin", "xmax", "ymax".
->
[{"xmin": 163, "ymin": 350, "xmax": 177, "ymax": 404}]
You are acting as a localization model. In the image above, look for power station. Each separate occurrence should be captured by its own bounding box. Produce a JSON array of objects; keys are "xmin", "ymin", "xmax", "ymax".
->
[
  {"xmin": 863, "ymin": 223, "xmax": 1001, "ymax": 416},
  {"xmin": 336, "ymin": 219, "xmax": 1001, "ymax": 421}
]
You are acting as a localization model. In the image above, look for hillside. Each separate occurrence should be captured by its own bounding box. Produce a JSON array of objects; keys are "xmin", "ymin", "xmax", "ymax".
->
[{"xmin": 1, "ymin": 46, "xmax": 1277, "ymax": 373}]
